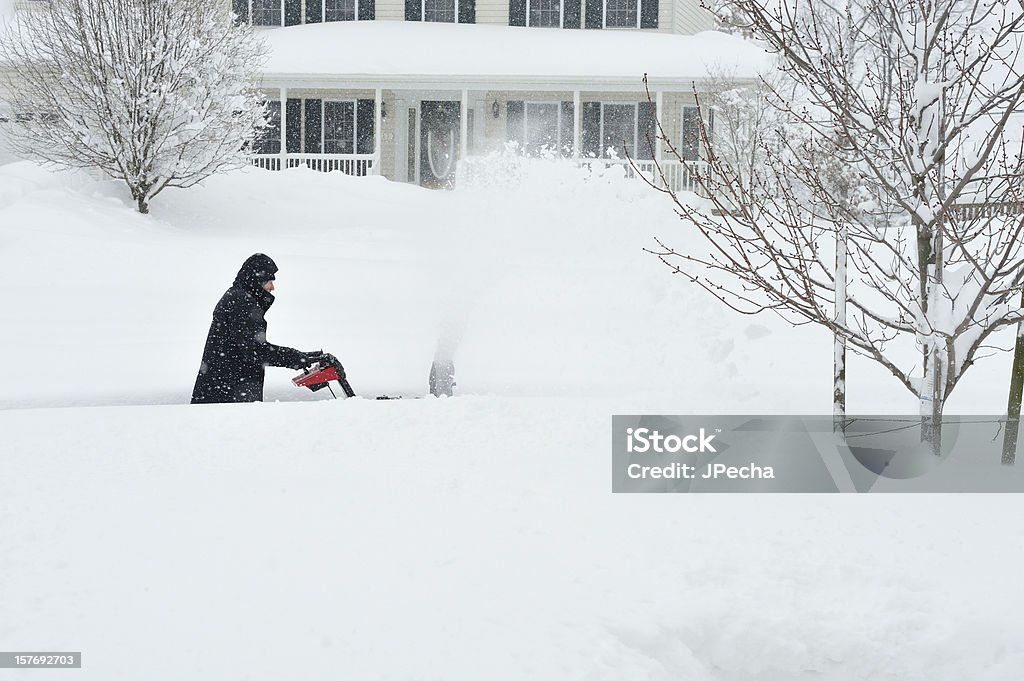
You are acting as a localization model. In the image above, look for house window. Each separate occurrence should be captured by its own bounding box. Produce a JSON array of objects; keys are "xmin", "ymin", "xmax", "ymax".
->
[
  {"xmin": 600, "ymin": 103, "xmax": 636, "ymax": 158},
  {"xmin": 529, "ymin": 0, "xmax": 561, "ymax": 27},
  {"xmin": 325, "ymin": 0, "xmax": 357, "ymax": 21},
  {"xmin": 681, "ymin": 106, "xmax": 700, "ymax": 161},
  {"xmin": 323, "ymin": 101, "xmax": 356, "ymax": 154},
  {"xmin": 251, "ymin": 0, "xmax": 283, "ymax": 25},
  {"xmin": 523, "ymin": 102, "xmax": 563, "ymax": 154},
  {"xmin": 604, "ymin": 0, "xmax": 638, "ymax": 28},
  {"xmin": 424, "ymin": 0, "xmax": 457, "ymax": 22},
  {"xmin": 256, "ymin": 101, "xmax": 282, "ymax": 154}
]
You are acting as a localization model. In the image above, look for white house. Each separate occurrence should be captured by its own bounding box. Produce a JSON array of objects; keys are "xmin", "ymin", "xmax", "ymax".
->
[
  {"xmin": 1, "ymin": 0, "xmax": 767, "ymax": 188},
  {"xmin": 243, "ymin": 0, "xmax": 767, "ymax": 189}
]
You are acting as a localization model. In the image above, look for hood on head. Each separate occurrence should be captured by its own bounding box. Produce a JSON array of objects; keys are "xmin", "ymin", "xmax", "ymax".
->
[{"xmin": 233, "ymin": 253, "xmax": 278, "ymax": 291}]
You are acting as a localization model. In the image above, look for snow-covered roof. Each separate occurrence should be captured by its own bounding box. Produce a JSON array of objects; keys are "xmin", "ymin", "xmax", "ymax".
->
[{"xmin": 259, "ymin": 21, "xmax": 770, "ymax": 91}]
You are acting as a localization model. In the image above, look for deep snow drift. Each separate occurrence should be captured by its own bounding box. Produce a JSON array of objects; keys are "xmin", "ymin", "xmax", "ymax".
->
[{"xmin": 1, "ymin": 158, "xmax": 1022, "ymax": 680}]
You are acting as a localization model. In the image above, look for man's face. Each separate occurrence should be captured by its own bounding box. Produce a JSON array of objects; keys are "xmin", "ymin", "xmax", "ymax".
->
[{"xmin": 263, "ymin": 280, "xmax": 275, "ymax": 292}]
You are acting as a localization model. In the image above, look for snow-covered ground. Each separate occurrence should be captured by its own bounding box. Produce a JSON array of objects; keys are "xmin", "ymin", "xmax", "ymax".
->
[{"xmin": 1, "ymin": 158, "xmax": 1021, "ymax": 680}]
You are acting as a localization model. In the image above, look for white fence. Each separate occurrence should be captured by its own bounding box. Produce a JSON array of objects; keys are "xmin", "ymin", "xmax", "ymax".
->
[{"xmin": 250, "ymin": 153, "xmax": 376, "ymax": 176}]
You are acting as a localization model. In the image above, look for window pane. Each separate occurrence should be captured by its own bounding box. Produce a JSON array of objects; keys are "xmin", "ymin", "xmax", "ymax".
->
[
  {"xmin": 424, "ymin": 0, "xmax": 456, "ymax": 22},
  {"xmin": 681, "ymin": 106, "xmax": 699, "ymax": 161},
  {"xmin": 326, "ymin": 0, "xmax": 356, "ymax": 21},
  {"xmin": 524, "ymin": 103, "xmax": 560, "ymax": 155},
  {"xmin": 529, "ymin": 0, "xmax": 560, "ymax": 27},
  {"xmin": 252, "ymin": 0, "xmax": 282, "ymax": 25},
  {"xmin": 324, "ymin": 101, "xmax": 355, "ymax": 154},
  {"xmin": 604, "ymin": 0, "xmax": 636, "ymax": 27},
  {"xmin": 601, "ymin": 104, "xmax": 635, "ymax": 159},
  {"xmin": 256, "ymin": 101, "xmax": 282, "ymax": 154}
]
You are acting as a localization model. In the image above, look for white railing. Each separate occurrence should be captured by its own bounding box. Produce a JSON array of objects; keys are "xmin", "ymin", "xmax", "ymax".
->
[
  {"xmin": 584, "ymin": 158, "xmax": 709, "ymax": 195},
  {"xmin": 250, "ymin": 153, "xmax": 376, "ymax": 176},
  {"xmin": 951, "ymin": 201, "xmax": 1024, "ymax": 220}
]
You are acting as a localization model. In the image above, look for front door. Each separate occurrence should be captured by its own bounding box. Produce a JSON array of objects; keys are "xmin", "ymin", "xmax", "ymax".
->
[{"xmin": 419, "ymin": 101, "xmax": 460, "ymax": 189}]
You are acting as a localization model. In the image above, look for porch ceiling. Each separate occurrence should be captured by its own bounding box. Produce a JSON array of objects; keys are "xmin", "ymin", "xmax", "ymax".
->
[{"xmin": 258, "ymin": 21, "xmax": 769, "ymax": 92}]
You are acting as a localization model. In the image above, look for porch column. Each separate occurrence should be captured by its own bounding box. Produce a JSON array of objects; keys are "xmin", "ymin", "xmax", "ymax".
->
[
  {"xmin": 655, "ymin": 89, "xmax": 664, "ymax": 187},
  {"xmin": 280, "ymin": 87, "xmax": 287, "ymax": 170},
  {"xmin": 374, "ymin": 87, "xmax": 383, "ymax": 176},
  {"xmin": 573, "ymin": 90, "xmax": 581, "ymax": 160},
  {"xmin": 460, "ymin": 88, "xmax": 469, "ymax": 162}
]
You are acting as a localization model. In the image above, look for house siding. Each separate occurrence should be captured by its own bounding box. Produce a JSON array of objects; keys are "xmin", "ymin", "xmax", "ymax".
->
[{"xmin": 673, "ymin": 0, "xmax": 715, "ymax": 35}]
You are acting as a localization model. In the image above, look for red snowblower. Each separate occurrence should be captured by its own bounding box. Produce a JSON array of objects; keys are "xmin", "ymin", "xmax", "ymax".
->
[{"xmin": 292, "ymin": 361, "xmax": 356, "ymax": 399}]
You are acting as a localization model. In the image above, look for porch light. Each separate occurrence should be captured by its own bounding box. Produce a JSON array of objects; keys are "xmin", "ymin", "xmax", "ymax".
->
[
  {"xmin": 381, "ymin": 101, "xmax": 387, "ymax": 120},
  {"xmin": 492, "ymin": 100, "xmax": 500, "ymax": 118}
]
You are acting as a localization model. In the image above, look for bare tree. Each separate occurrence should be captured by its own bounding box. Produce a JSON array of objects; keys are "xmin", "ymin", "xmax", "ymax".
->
[
  {"xmin": 0, "ymin": 0, "xmax": 267, "ymax": 213},
  {"xmin": 649, "ymin": 0, "xmax": 1024, "ymax": 449}
]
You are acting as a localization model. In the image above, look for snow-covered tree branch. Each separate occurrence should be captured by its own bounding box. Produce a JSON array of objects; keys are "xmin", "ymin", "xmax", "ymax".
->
[
  {"xmin": 0, "ymin": 0, "xmax": 268, "ymax": 213},
  {"xmin": 651, "ymin": 0, "xmax": 1024, "ymax": 444}
]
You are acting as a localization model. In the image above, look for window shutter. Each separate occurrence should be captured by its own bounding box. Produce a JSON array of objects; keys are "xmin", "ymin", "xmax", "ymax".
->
[
  {"xmin": 563, "ymin": 0, "xmax": 581, "ymax": 28},
  {"xmin": 405, "ymin": 0, "xmax": 422, "ymax": 21},
  {"xmin": 508, "ymin": 0, "xmax": 526, "ymax": 25},
  {"xmin": 286, "ymin": 99, "xmax": 302, "ymax": 154},
  {"xmin": 359, "ymin": 0, "xmax": 376, "ymax": 20},
  {"xmin": 459, "ymin": 0, "xmax": 476, "ymax": 23},
  {"xmin": 584, "ymin": 0, "xmax": 602, "ymax": 28},
  {"xmin": 560, "ymin": 101, "xmax": 574, "ymax": 156},
  {"xmin": 232, "ymin": 0, "xmax": 247, "ymax": 24},
  {"xmin": 681, "ymin": 106, "xmax": 699, "ymax": 161},
  {"xmin": 285, "ymin": 0, "xmax": 302, "ymax": 25},
  {"xmin": 306, "ymin": 0, "xmax": 322, "ymax": 23},
  {"xmin": 357, "ymin": 100, "xmax": 375, "ymax": 155},
  {"xmin": 582, "ymin": 102, "xmax": 601, "ymax": 157},
  {"xmin": 304, "ymin": 99, "xmax": 323, "ymax": 154},
  {"xmin": 506, "ymin": 100, "xmax": 524, "ymax": 147},
  {"xmin": 640, "ymin": 0, "xmax": 657, "ymax": 28},
  {"xmin": 637, "ymin": 101, "xmax": 656, "ymax": 160}
]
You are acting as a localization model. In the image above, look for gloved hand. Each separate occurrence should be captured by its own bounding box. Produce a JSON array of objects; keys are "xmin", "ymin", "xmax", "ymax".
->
[
  {"xmin": 294, "ymin": 350, "xmax": 324, "ymax": 370},
  {"xmin": 317, "ymin": 352, "xmax": 345, "ymax": 378}
]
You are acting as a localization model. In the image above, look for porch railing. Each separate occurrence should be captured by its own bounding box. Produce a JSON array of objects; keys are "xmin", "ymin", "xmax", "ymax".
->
[
  {"xmin": 587, "ymin": 158, "xmax": 709, "ymax": 195},
  {"xmin": 950, "ymin": 201, "xmax": 1024, "ymax": 220},
  {"xmin": 250, "ymin": 153, "xmax": 376, "ymax": 176}
]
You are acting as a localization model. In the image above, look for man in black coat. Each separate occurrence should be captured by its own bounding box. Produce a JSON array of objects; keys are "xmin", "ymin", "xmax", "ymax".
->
[{"xmin": 191, "ymin": 253, "xmax": 332, "ymax": 404}]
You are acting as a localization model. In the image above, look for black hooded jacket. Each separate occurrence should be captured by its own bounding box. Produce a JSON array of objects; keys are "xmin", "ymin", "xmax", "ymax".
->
[{"xmin": 191, "ymin": 254, "xmax": 308, "ymax": 404}]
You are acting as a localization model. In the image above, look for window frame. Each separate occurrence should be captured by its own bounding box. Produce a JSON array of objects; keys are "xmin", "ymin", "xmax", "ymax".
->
[
  {"xmin": 322, "ymin": 99, "xmax": 358, "ymax": 155},
  {"xmin": 520, "ymin": 101, "xmax": 565, "ymax": 155},
  {"xmin": 256, "ymin": 100, "xmax": 283, "ymax": 155},
  {"xmin": 323, "ymin": 0, "xmax": 360, "ymax": 22},
  {"xmin": 248, "ymin": 0, "xmax": 285, "ymax": 26},
  {"xmin": 602, "ymin": 0, "xmax": 640, "ymax": 29},
  {"xmin": 421, "ymin": 0, "xmax": 459, "ymax": 22},
  {"xmin": 599, "ymin": 102, "xmax": 638, "ymax": 159},
  {"xmin": 527, "ymin": 0, "xmax": 563, "ymax": 28},
  {"xmin": 680, "ymin": 105, "xmax": 705, "ymax": 162}
]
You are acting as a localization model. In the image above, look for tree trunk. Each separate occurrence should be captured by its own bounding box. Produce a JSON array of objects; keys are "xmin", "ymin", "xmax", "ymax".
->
[
  {"xmin": 834, "ymin": 224, "xmax": 847, "ymax": 433},
  {"xmin": 1003, "ymin": 291, "xmax": 1024, "ymax": 465},
  {"xmin": 130, "ymin": 183, "xmax": 151, "ymax": 214}
]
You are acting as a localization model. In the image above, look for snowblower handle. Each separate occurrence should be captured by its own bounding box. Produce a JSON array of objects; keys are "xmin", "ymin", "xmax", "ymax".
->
[
  {"xmin": 338, "ymin": 377, "xmax": 356, "ymax": 398},
  {"xmin": 291, "ymin": 361, "xmax": 355, "ymax": 398}
]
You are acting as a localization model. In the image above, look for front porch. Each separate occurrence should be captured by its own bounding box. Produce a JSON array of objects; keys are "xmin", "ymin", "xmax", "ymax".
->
[{"xmin": 249, "ymin": 84, "xmax": 711, "ymax": 193}]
